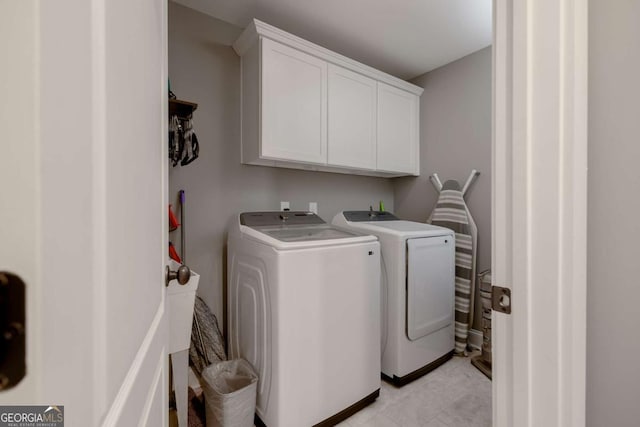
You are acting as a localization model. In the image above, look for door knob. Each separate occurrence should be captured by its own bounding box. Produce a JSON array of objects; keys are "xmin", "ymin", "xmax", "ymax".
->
[
  {"xmin": 165, "ymin": 265, "xmax": 191, "ymax": 287},
  {"xmin": 0, "ymin": 271, "xmax": 26, "ymax": 391}
]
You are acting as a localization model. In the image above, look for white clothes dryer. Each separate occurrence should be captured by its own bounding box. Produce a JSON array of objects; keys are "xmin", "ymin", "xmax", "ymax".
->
[
  {"xmin": 228, "ymin": 211, "xmax": 381, "ymax": 427},
  {"xmin": 333, "ymin": 210, "xmax": 455, "ymax": 386}
]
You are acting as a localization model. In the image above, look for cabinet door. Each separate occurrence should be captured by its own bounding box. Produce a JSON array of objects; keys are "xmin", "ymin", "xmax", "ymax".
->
[
  {"xmin": 327, "ymin": 64, "xmax": 377, "ymax": 169},
  {"xmin": 261, "ymin": 38, "xmax": 327, "ymax": 165},
  {"xmin": 377, "ymin": 82, "xmax": 419, "ymax": 175}
]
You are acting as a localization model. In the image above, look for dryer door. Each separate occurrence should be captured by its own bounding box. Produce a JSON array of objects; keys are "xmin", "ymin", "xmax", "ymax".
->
[{"xmin": 406, "ymin": 236, "xmax": 455, "ymax": 341}]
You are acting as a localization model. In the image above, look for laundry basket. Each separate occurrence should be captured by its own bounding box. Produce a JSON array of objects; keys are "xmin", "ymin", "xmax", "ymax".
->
[
  {"xmin": 201, "ymin": 358, "xmax": 258, "ymax": 427},
  {"xmin": 471, "ymin": 270, "xmax": 492, "ymax": 379}
]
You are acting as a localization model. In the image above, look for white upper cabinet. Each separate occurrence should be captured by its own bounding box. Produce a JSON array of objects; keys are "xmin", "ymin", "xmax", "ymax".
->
[
  {"xmin": 234, "ymin": 19, "xmax": 422, "ymax": 177},
  {"xmin": 261, "ymin": 38, "xmax": 327, "ymax": 165},
  {"xmin": 327, "ymin": 64, "xmax": 377, "ymax": 170},
  {"xmin": 377, "ymin": 82, "xmax": 420, "ymax": 175}
]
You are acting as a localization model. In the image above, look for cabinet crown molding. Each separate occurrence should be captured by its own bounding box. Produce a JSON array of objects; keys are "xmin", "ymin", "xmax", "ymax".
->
[{"xmin": 233, "ymin": 19, "xmax": 424, "ymax": 96}]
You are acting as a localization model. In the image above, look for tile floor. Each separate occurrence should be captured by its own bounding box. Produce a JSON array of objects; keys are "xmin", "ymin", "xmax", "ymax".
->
[
  {"xmin": 336, "ymin": 355, "xmax": 491, "ymax": 427},
  {"xmin": 183, "ymin": 354, "xmax": 491, "ymax": 427}
]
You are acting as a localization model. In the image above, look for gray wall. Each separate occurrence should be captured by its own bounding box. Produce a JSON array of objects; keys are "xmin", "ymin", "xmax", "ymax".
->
[
  {"xmin": 168, "ymin": 1, "xmax": 394, "ymax": 327},
  {"xmin": 393, "ymin": 47, "xmax": 492, "ymax": 331},
  {"xmin": 587, "ymin": 1, "xmax": 640, "ymax": 426}
]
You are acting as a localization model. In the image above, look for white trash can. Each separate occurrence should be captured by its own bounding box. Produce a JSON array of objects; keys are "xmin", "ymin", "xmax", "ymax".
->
[{"xmin": 202, "ymin": 359, "xmax": 258, "ymax": 427}]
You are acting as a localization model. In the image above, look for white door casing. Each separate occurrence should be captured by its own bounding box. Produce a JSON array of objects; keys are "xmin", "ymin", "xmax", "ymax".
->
[
  {"xmin": 492, "ymin": 0, "xmax": 587, "ymax": 426},
  {"xmin": 0, "ymin": 0, "xmax": 170, "ymax": 426}
]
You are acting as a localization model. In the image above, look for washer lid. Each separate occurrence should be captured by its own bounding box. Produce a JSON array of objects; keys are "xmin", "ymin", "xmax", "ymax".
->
[
  {"xmin": 257, "ymin": 224, "xmax": 358, "ymax": 242},
  {"xmin": 238, "ymin": 211, "xmax": 377, "ymax": 249}
]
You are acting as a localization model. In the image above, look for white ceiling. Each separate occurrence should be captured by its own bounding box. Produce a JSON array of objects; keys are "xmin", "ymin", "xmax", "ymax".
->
[{"xmin": 173, "ymin": 0, "xmax": 492, "ymax": 80}]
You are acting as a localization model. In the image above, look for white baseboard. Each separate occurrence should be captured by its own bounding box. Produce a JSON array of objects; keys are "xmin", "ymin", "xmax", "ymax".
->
[{"xmin": 468, "ymin": 328, "xmax": 483, "ymax": 351}]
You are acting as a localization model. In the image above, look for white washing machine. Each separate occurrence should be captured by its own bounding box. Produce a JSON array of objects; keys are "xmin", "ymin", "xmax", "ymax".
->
[
  {"xmin": 227, "ymin": 211, "xmax": 381, "ymax": 427},
  {"xmin": 333, "ymin": 210, "xmax": 455, "ymax": 386}
]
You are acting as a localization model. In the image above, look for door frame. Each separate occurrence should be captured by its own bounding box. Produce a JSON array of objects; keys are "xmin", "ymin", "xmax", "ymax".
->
[
  {"xmin": 492, "ymin": 0, "xmax": 588, "ymax": 426},
  {"xmin": 2, "ymin": 0, "xmax": 589, "ymax": 425}
]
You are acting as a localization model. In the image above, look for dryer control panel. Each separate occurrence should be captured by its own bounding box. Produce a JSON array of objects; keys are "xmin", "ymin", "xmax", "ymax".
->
[{"xmin": 343, "ymin": 210, "xmax": 399, "ymax": 222}]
